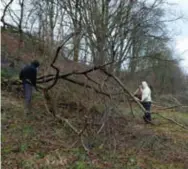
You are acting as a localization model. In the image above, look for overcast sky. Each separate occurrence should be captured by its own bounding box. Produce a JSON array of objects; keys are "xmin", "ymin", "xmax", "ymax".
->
[{"xmin": 167, "ymin": 0, "xmax": 188, "ymax": 73}]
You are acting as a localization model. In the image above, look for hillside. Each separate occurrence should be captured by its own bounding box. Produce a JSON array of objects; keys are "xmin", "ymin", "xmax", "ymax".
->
[
  {"xmin": 1, "ymin": 29, "xmax": 188, "ymax": 169},
  {"xmin": 2, "ymin": 90, "xmax": 188, "ymax": 169}
]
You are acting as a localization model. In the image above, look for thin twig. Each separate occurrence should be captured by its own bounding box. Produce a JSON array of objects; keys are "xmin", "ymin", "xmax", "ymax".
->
[
  {"xmin": 46, "ymin": 32, "xmax": 79, "ymax": 90},
  {"xmin": 1, "ymin": 0, "xmax": 15, "ymax": 27},
  {"xmin": 37, "ymin": 61, "xmax": 114, "ymax": 83},
  {"xmin": 156, "ymin": 113, "xmax": 188, "ymax": 130}
]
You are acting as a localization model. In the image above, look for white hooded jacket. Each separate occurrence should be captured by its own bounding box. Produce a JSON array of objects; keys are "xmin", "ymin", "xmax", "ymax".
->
[{"xmin": 141, "ymin": 81, "xmax": 152, "ymax": 102}]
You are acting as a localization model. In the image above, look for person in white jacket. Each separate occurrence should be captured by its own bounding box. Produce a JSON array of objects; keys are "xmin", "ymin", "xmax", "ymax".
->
[{"xmin": 140, "ymin": 81, "xmax": 152, "ymax": 122}]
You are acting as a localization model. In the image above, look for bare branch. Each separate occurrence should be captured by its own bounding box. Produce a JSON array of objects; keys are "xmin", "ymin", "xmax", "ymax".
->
[
  {"xmin": 45, "ymin": 31, "xmax": 80, "ymax": 90},
  {"xmin": 100, "ymin": 69, "xmax": 147, "ymax": 114},
  {"xmin": 1, "ymin": 0, "xmax": 14, "ymax": 27},
  {"xmin": 156, "ymin": 113, "xmax": 188, "ymax": 130}
]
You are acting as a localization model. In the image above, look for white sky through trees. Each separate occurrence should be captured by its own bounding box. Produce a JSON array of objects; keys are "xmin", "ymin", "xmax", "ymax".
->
[
  {"xmin": 166, "ymin": 0, "xmax": 188, "ymax": 73},
  {"xmin": 0, "ymin": 0, "xmax": 188, "ymax": 73}
]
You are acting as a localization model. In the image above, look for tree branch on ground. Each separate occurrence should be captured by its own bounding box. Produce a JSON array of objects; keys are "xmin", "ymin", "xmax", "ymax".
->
[{"xmin": 156, "ymin": 113, "xmax": 188, "ymax": 130}]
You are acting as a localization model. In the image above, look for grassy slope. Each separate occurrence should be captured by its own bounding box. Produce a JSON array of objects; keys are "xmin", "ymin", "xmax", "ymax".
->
[
  {"xmin": 1, "ymin": 90, "xmax": 188, "ymax": 169},
  {"xmin": 1, "ymin": 29, "xmax": 188, "ymax": 169}
]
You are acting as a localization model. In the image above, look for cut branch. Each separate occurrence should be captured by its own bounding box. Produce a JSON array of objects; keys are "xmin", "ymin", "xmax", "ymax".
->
[
  {"xmin": 156, "ymin": 113, "xmax": 188, "ymax": 130},
  {"xmin": 101, "ymin": 69, "xmax": 147, "ymax": 114},
  {"xmin": 63, "ymin": 77, "xmax": 111, "ymax": 98},
  {"xmin": 45, "ymin": 32, "xmax": 79, "ymax": 90},
  {"xmin": 37, "ymin": 61, "xmax": 113, "ymax": 84}
]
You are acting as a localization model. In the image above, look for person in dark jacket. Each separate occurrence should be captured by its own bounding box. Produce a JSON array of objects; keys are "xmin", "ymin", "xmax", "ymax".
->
[{"xmin": 19, "ymin": 60, "xmax": 40, "ymax": 114}]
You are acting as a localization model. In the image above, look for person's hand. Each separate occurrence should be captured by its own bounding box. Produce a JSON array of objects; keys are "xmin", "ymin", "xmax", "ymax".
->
[{"xmin": 134, "ymin": 97, "xmax": 140, "ymax": 101}]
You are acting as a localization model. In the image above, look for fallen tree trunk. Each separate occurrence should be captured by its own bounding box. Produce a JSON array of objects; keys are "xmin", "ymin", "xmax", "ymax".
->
[{"xmin": 100, "ymin": 69, "xmax": 147, "ymax": 114}]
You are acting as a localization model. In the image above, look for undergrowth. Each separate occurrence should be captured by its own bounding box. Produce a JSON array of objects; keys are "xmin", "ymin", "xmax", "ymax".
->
[{"xmin": 1, "ymin": 90, "xmax": 188, "ymax": 169}]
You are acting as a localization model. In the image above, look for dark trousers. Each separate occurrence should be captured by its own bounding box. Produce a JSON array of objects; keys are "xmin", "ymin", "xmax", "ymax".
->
[
  {"xmin": 23, "ymin": 81, "xmax": 32, "ymax": 113},
  {"xmin": 142, "ymin": 102, "xmax": 151, "ymax": 121}
]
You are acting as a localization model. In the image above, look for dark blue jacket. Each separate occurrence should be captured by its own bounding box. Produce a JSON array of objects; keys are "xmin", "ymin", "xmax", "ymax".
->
[{"xmin": 19, "ymin": 63, "xmax": 38, "ymax": 87}]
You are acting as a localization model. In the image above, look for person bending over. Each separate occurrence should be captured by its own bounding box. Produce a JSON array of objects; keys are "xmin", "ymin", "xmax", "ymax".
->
[
  {"xmin": 140, "ymin": 81, "xmax": 152, "ymax": 122},
  {"xmin": 19, "ymin": 60, "xmax": 40, "ymax": 115}
]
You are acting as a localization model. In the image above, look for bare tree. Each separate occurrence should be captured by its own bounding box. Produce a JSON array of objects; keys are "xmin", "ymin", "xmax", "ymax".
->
[{"xmin": 1, "ymin": 0, "xmax": 15, "ymax": 28}]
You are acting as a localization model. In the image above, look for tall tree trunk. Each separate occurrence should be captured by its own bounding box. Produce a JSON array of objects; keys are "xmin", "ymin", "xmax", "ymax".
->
[{"xmin": 73, "ymin": 0, "xmax": 81, "ymax": 62}]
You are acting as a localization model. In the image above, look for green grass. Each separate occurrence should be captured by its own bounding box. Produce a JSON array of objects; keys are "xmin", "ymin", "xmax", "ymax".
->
[{"xmin": 1, "ymin": 67, "xmax": 18, "ymax": 79}]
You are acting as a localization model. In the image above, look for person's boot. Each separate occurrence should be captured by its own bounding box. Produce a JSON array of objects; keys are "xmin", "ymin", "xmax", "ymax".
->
[
  {"xmin": 148, "ymin": 113, "xmax": 151, "ymax": 121},
  {"xmin": 143, "ymin": 113, "xmax": 148, "ymax": 123},
  {"xmin": 143, "ymin": 112, "xmax": 151, "ymax": 123},
  {"xmin": 24, "ymin": 103, "xmax": 32, "ymax": 118}
]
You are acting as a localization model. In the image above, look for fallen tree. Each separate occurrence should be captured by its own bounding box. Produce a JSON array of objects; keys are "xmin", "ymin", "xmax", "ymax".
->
[{"xmin": 2, "ymin": 31, "xmax": 188, "ymax": 143}]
